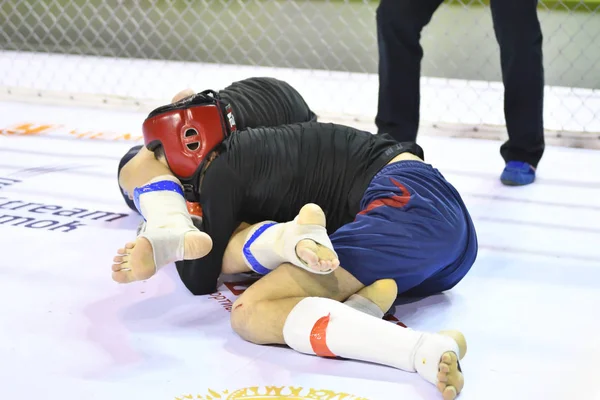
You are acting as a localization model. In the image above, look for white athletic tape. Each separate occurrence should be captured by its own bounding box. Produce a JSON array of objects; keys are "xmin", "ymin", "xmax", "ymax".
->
[
  {"xmin": 133, "ymin": 175, "xmax": 198, "ymax": 270},
  {"xmin": 344, "ymin": 294, "xmax": 384, "ymax": 319},
  {"xmin": 242, "ymin": 218, "xmax": 337, "ymax": 275}
]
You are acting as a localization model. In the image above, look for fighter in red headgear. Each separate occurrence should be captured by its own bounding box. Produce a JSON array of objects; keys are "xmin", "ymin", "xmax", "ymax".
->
[
  {"xmin": 117, "ymin": 77, "xmax": 317, "ymax": 214},
  {"xmin": 142, "ymin": 90, "xmax": 236, "ymax": 202}
]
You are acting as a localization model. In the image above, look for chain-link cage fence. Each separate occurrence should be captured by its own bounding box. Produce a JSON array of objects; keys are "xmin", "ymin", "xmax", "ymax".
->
[{"xmin": 1, "ymin": 0, "xmax": 599, "ymax": 133}]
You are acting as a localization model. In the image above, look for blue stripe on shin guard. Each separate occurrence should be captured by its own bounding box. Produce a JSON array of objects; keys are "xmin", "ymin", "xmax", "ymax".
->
[
  {"xmin": 133, "ymin": 180, "xmax": 185, "ymax": 217},
  {"xmin": 242, "ymin": 222, "xmax": 277, "ymax": 275}
]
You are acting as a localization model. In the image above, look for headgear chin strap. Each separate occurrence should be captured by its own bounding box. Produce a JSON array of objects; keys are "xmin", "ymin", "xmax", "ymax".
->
[{"xmin": 142, "ymin": 90, "xmax": 236, "ymax": 201}]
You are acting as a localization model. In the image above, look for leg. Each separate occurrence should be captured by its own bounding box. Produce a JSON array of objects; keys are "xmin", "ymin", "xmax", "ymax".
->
[
  {"xmin": 225, "ymin": 204, "xmax": 398, "ymax": 316},
  {"xmin": 225, "ymin": 204, "xmax": 398, "ymax": 315},
  {"xmin": 112, "ymin": 146, "xmax": 211, "ymax": 283},
  {"xmin": 116, "ymin": 89, "xmax": 197, "ymax": 212},
  {"xmin": 222, "ymin": 204, "xmax": 340, "ymax": 275},
  {"xmin": 117, "ymin": 146, "xmax": 174, "ymax": 196},
  {"xmin": 117, "ymin": 145, "xmax": 144, "ymax": 212},
  {"xmin": 230, "ymin": 263, "xmax": 466, "ymax": 400},
  {"xmin": 491, "ymin": 0, "xmax": 545, "ymax": 183},
  {"xmin": 375, "ymin": 0, "xmax": 443, "ymax": 142},
  {"xmin": 230, "ymin": 263, "xmax": 364, "ymax": 343},
  {"xmin": 230, "ymin": 203, "xmax": 467, "ymax": 399}
]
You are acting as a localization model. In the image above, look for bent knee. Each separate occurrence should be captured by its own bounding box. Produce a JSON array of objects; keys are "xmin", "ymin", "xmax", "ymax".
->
[{"xmin": 230, "ymin": 299, "xmax": 262, "ymax": 344}]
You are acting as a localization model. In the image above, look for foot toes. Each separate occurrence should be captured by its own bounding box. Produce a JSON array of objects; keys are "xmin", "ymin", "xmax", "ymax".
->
[
  {"xmin": 320, "ymin": 259, "xmax": 336, "ymax": 273},
  {"xmin": 437, "ymin": 351, "xmax": 464, "ymax": 399},
  {"xmin": 296, "ymin": 239, "xmax": 339, "ymax": 274},
  {"xmin": 442, "ymin": 385, "xmax": 458, "ymax": 400},
  {"xmin": 442, "ymin": 352, "xmax": 456, "ymax": 364},
  {"xmin": 296, "ymin": 245, "xmax": 319, "ymax": 266},
  {"xmin": 117, "ymin": 244, "xmax": 135, "ymax": 255},
  {"xmin": 437, "ymin": 371, "xmax": 448, "ymax": 382},
  {"xmin": 112, "ymin": 270, "xmax": 134, "ymax": 284},
  {"xmin": 437, "ymin": 382, "xmax": 447, "ymax": 393},
  {"xmin": 113, "ymin": 255, "xmax": 129, "ymax": 263},
  {"xmin": 112, "ymin": 263, "xmax": 124, "ymax": 272}
]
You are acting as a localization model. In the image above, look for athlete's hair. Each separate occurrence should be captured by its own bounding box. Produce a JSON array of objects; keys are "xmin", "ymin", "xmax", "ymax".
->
[{"xmin": 153, "ymin": 145, "xmax": 166, "ymax": 161}]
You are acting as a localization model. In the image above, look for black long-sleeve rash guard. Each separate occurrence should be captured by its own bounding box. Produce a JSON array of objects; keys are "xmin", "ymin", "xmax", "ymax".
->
[
  {"xmin": 175, "ymin": 122, "xmax": 408, "ymax": 295},
  {"xmin": 218, "ymin": 77, "xmax": 317, "ymax": 129}
]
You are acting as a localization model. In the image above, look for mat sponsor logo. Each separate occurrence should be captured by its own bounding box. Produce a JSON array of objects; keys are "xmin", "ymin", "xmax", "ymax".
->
[
  {"xmin": 207, "ymin": 291, "xmax": 234, "ymax": 312},
  {"xmin": 1, "ymin": 122, "xmax": 142, "ymax": 141},
  {"xmin": 208, "ymin": 279, "xmax": 258, "ymax": 312},
  {"xmin": 0, "ymin": 196, "xmax": 128, "ymax": 232},
  {"xmin": 176, "ymin": 385, "xmax": 369, "ymax": 400},
  {"xmin": 0, "ymin": 177, "xmax": 21, "ymax": 189}
]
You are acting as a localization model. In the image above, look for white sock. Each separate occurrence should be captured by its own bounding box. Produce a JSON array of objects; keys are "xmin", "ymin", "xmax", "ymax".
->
[
  {"xmin": 343, "ymin": 294, "xmax": 384, "ymax": 319},
  {"xmin": 133, "ymin": 175, "xmax": 198, "ymax": 270},
  {"xmin": 282, "ymin": 297, "xmax": 460, "ymax": 386}
]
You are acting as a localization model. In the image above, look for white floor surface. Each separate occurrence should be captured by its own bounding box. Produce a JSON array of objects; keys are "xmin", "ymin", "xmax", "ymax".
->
[{"xmin": 1, "ymin": 101, "xmax": 599, "ymax": 400}]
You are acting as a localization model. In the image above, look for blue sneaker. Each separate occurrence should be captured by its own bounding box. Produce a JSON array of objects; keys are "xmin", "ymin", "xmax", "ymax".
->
[{"xmin": 500, "ymin": 161, "xmax": 536, "ymax": 186}]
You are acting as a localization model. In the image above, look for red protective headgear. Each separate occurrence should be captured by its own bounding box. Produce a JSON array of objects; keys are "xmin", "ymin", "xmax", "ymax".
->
[{"xmin": 142, "ymin": 90, "xmax": 236, "ymax": 192}]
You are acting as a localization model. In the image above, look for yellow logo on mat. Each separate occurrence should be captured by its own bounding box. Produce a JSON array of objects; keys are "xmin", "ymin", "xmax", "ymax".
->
[{"xmin": 176, "ymin": 385, "xmax": 369, "ymax": 400}]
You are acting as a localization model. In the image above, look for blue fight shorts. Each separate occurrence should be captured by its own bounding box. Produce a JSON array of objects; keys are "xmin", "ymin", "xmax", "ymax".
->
[{"xmin": 329, "ymin": 161, "xmax": 478, "ymax": 297}]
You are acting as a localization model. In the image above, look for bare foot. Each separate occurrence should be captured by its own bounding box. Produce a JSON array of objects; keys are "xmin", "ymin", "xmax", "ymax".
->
[
  {"xmin": 294, "ymin": 203, "xmax": 340, "ymax": 273},
  {"xmin": 111, "ymin": 230, "xmax": 212, "ymax": 283},
  {"xmin": 436, "ymin": 330, "xmax": 467, "ymax": 400},
  {"xmin": 354, "ymin": 279, "xmax": 398, "ymax": 315}
]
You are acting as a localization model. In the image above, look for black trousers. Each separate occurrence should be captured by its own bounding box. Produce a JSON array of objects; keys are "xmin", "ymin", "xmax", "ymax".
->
[{"xmin": 376, "ymin": 0, "xmax": 545, "ymax": 167}]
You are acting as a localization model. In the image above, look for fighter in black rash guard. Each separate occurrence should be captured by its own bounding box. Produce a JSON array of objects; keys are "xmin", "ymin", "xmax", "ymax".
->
[
  {"xmin": 115, "ymin": 101, "xmax": 477, "ymax": 398},
  {"xmin": 218, "ymin": 77, "xmax": 316, "ymax": 129},
  {"xmin": 176, "ymin": 122, "xmax": 411, "ymax": 295},
  {"xmin": 117, "ymin": 77, "xmax": 316, "ymax": 211}
]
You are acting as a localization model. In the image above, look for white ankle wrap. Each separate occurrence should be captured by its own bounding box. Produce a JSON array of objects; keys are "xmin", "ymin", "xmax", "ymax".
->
[
  {"xmin": 282, "ymin": 297, "xmax": 460, "ymax": 386},
  {"xmin": 344, "ymin": 294, "xmax": 384, "ymax": 319},
  {"xmin": 242, "ymin": 218, "xmax": 336, "ymax": 275},
  {"xmin": 133, "ymin": 175, "xmax": 198, "ymax": 270}
]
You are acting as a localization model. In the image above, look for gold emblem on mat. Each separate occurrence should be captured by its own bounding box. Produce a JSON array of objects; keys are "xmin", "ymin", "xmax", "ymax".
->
[{"xmin": 175, "ymin": 385, "xmax": 369, "ymax": 400}]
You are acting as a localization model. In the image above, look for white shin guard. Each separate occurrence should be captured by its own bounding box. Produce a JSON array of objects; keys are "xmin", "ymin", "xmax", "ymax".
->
[
  {"xmin": 282, "ymin": 297, "xmax": 460, "ymax": 386},
  {"xmin": 242, "ymin": 218, "xmax": 337, "ymax": 275},
  {"xmin": 133, "ymin": 175, "xmax": 198, "ymax": 270}
]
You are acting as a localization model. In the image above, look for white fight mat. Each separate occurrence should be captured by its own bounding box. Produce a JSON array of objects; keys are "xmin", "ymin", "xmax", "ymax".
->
[{"xmin": 1, "ymin": 101, "xmax": 599, "ymax": 400}]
